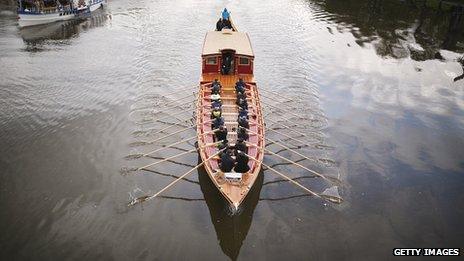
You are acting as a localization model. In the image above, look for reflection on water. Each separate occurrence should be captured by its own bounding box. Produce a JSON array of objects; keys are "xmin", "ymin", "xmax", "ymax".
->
[
  {"xmin": 198, "ymin": 163, "xmax": 263, "ymax": 261},
  {"xmin": 0, "ymin": 0, "xmax": 463, "ymax": 260},
  {"xmin": 313, "ymin": 0, "xmax": 464, "ymax": 60}
]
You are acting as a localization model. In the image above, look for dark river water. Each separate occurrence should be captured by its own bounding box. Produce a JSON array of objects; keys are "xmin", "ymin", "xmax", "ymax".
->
[{"xmin": 1, "ymin": 0, "xmax": 463, "ymax": 260}]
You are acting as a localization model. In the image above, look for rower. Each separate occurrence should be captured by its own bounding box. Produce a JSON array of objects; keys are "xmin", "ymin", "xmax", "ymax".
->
[
  {"xmin": 211, "ymin": 93, "xmax": 221, "ymax": 102},
  {"xmin": 217, "ymin": 139, "xmax": 229, "ymax": 154},
  {"xmin": 211, "ymin": 84, "xmax": 221, "ymax": 95},
  {"xmin": 237, "ymin": 97, "xmax": 248, "ymax": 110},
  {"xmin": 220, "ymin": 149, "xmax": 235, "ymax": 172},
  {"xmin": 223, "ymin": 19, "xmax": 232, "ymax": 29},
  {"xmin": 215, "ymin": 126, "xmax": 228, "ymax": 141},
  {"xmin": 238, "ymin": 107, "xmax": 248, "ymax": 119},
  {"xmin": 235, "ymin": 79, "xmax": 245, "ymax": 93},
  {"xmin": 211, "ymin": 100, "xmax": 222, "ymax": 109},
  {"xmin": 238, "ymin": 115, "xmax": 250, "ymax": 129},
  {"xmin": 212, "ymin": 116, "xmax": 225, "ymax": 129},
  {"xmin": 211, "ymin": 107, "xmax": 222, "ymax": 119},
  {"xmin": 216, "ymin": 18, "xmax": 224, "ymax": 31},
  {"xmin": 234, "ymin": 151, "xmax": 250, "ymax": 173},
  {"xmin": 234, "ymin": 138, "xmax": 247, "ymax": 154},
  {"xmin": 237, "ymin": 126, "xmax": 249, "ymax": 141}
]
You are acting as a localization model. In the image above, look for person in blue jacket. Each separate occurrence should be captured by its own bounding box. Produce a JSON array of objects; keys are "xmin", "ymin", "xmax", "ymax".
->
[{"xmin": 222, "ymin": 8, "xmax": 230, "ymax": 20}]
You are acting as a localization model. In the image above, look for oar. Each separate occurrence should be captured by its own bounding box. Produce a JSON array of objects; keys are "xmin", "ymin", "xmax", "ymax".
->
[
  {"xmin": 131, "ymin": 125, "xmax": 195, "ymax": 146},
  {"xmin": 128, "ymin": 147, "xmax": 227, "ymax": 206},
  {"xmin": 132, "ymin": 118, "xmax": 193, "ymax": 138},
  {"xmin": 243, "ymin": 128, "xmax": 340, "ymax": 184},
  {"xmin": 130, "ymin": 93, "xmax": 195, "ymax": 113},
  {"xmin": 137, "ymin": 135, "xmax": 224, "ymax": 169},
  {"xmin": 244, "ymin": 153, "xmax": 342, "ymax": 204},
  {"xmin": 126, "ymin": 130, "xmax": 223, "ymax": 160},
  {"xmin": 266, "ymin": 117, "xmax": 324, "ymax": 137},
  {"xmin": 258, "ymin": 89, "xmax": 325, "ymax": 116}
]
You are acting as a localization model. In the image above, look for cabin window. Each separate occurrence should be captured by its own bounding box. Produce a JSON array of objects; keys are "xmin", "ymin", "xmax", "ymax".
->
[
  {"xmin": 206, "ymin": 57, "xmax": 217, "ymax": 65},
  {"xmin": 239, "ymin": 57, "xmax": 250, "ymax": 65}
]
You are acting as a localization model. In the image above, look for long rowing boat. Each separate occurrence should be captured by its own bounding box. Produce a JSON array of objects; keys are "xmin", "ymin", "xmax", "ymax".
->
[{"xmin": 196, "ymin": 16, "xmax": 265, "ymax": 210}]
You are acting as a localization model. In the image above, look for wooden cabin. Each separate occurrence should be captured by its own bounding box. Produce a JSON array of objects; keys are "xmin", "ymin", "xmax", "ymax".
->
[{"xmin": 201, "ymin": 29, "xmax": 254, "ymax": 85}]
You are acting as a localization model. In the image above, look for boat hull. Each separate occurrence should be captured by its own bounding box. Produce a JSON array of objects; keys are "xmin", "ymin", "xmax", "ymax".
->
[
  {"xmin": 18, "ymin": 1, "xmax": 106, "ymax": 27},
  {"xmin": 196, "ymin": 75, "xmax": 265, "ymax": 210}
]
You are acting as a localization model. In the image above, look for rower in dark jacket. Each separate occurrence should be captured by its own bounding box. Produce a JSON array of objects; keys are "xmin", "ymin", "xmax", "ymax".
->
[
  {"xmin": 234, "ymin": 138, "xmax": 247, "ymax": 154},
  {"xmin": 234, "ymin": 151, "xmax": 250, "ymax": 173},
  {"xmin": 238, "ymin": 115, "xmax": 250, "ymax": 129},
  {"xmin": 215, "ymin": 126, "xmax": 228, "ymax": 141},
  {"xmin": 238, "ymin": 106, "xmax": 248, "ymax": 119},
  {"xmin": 237, "ymin": 126, "xmax": 249, "ymax": 141},
  {"xmin": 212, "ymin": 116, "xmax": 224, "ymax": 129},
  {"xmin": 216, "ymin": 18, "xmax": 224, "ymax": 31},
  {"xmin": 237, "ymin": 97, "xmax": 248, "ymax": 110},
  {"xmin": 220, "ymin": 149, "xmax": 235, "ymax": 172}
]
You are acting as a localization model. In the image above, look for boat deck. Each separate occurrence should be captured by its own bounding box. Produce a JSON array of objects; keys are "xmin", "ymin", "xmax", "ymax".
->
[{"xmin": 196, "ymin": 75, "xmax": 264, "ymax": 208}]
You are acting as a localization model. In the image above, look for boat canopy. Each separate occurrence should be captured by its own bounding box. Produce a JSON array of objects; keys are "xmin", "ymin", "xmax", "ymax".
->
[{"xmin": 202, "ymin": 30, "xmax": 254, "ymax": 57}]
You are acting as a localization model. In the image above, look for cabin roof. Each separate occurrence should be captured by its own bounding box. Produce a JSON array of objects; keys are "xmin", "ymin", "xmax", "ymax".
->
[{"xmin": 202, "ymin": 30, "xmax": 254, "ymax": 57}]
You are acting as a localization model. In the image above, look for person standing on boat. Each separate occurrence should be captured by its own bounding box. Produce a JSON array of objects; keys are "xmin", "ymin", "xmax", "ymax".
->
[{"xmin": 222, "ymin": 8, "xmax": 230, "ymax": 21}]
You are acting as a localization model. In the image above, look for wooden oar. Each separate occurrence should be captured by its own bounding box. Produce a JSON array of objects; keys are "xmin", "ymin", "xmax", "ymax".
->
[
  {"xmin": 266, "ymin": 117, "xmax": 324, "ymax": 137},
  {"xmin": 244, "ymin": 152, "xmax": 342, "ymax": 204},
  {"xmin": 127, "ymin": 130, "xmax": 223, "ymax": 159},
  {"xmin": 128, "ymin": 147, "xmax": 227, "ymax": 207},
  {"xmin": 258, "ymin": 89, "xmax": 325, "ymax": 116},
  {"xmin": 132, "ymin": 125, "xmax": 195, "ymax": 146},
  {"xmin": 243, "ymin": 128, "xmax": 340, "ymax": 184},
  {"xmin": 130, "ymin": 93, "xmax": 195, "ymax": 113}
]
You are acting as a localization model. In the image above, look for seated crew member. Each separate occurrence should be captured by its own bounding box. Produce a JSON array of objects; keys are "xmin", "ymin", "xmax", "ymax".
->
[
  {"xmin": 216, "ymin": 18, "xmax": 224, "ymax": 31},
  {"xmin": 220, "ymin": 149, "xmax": 235, "ymax": 172},
  {"xmin": 223, "ymin": 18, "xmax": 232, "ymax": 29},
  {"xmin": 237, "ymin": 126, "xmax": 249, "ymax": 141},
  {"xmin": 237, "ymin": 98, "xmax": 248, "ymax": 110},
  {"xmin": 238, "ymin": 115, "xmax": 250, "ymax": 129},
  {"xmin": 234, "ymin": 151, "xmax": 250, "ymax": 173},
  {"xmin": 234, "ymin": 138, "xmax": 247, "ymax": 154},
  {"xmin": 212, "ymin": 79, "xmax": 221, "ymax": 88},
  {"xmin": 211, "ymin": 84, "xmax": 221, "ymax": 95},
  {"xmin": 211, "ymin": 100, "xmax": 222, "ymax": 109},
  {"xmin": 211, "ymin": 93, "xmax": 221, "ymax": 101},
  {"xmin": 212, "ymin": 116, "xmax": 225, "ymax": 129},
  {"xmin": 215, "ymin": 126, "xmax": 228, "ymax": 141},
  {"xmin": 211, "ymin": 108, "xmax": 222, "ymax": 119},
  {"xmin": 235, "ymin": 79, "xmax": 246, "ymax": 93},
  {"xmin": 238, "ymin": 107, "xmax": 248, "ymax": 119},
  {"xmin": 217, "ymin": 139, "xmax": 229, "ymax": 156},
  {"xmin": 236, "ymin": 92, "xmax": 246, "ymax": 104}
]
